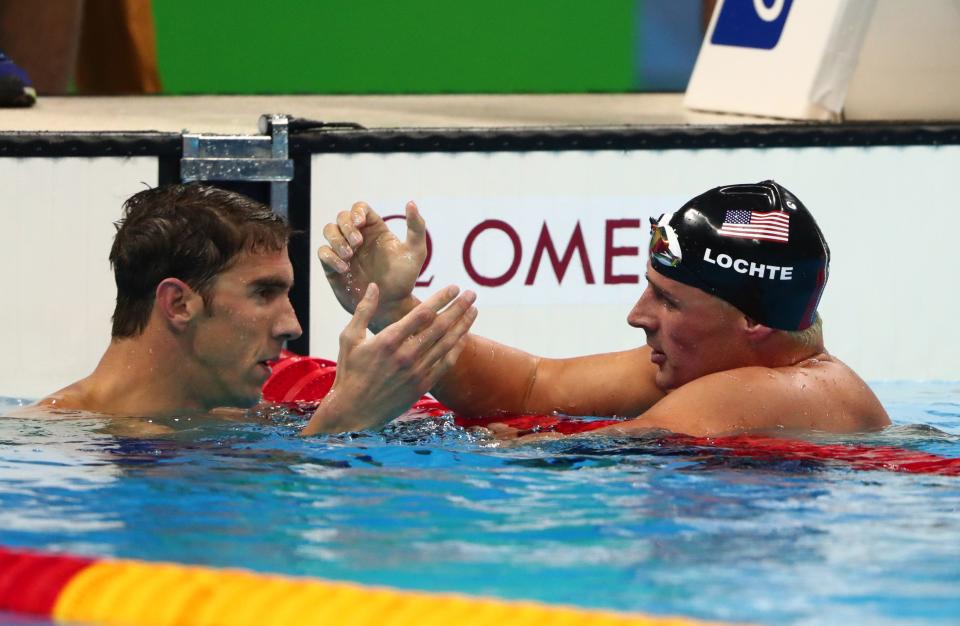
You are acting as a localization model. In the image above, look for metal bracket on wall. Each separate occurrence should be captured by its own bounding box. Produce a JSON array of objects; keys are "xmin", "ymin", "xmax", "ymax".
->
[{"xmin": 180, "ymin": 114, "xmax": 293, "ymax": 219}]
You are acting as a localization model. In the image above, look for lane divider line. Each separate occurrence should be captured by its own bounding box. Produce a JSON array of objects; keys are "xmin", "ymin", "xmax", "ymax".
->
[{"xmin": 0, "ymin": 546, "xmax": 742, "ymax": 626}]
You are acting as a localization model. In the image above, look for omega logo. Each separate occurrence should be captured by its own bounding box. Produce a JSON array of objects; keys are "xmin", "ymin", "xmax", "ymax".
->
[
  {"xmin": 753, "ymin": 0, "xmax": 786, "ymax": 22},
  {"xmin": 385, "ymin": 216, "xmax": 645, "ymax": 289}
]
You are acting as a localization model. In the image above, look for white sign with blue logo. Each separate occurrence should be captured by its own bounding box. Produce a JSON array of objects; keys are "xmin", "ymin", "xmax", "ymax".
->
[{"xmin": 685, "ymin": 0, "xmax": 876, "ymax": 120}]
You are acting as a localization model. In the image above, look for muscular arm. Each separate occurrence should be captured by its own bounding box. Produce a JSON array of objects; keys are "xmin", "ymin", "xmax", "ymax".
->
[
  {"xmin": 317, "ymin": 201, "xmax": 664, "ymax": 420},
  {"xmin": 431, "ymin": 338, "xmax": 665, "ymax": 418},
  {"xmin": 593, "ymin": 361, "xmax": 889, "ymax": 438}
]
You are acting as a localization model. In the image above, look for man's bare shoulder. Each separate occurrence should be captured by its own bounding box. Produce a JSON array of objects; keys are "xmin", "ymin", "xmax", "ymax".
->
[
  {"xmin": 775, "ymin": 354, "xmax": 890, "ymax": 430},
  {"xmin": 1, "ymin": 380, "xmax": 86, "ymax": 417},
  {"xmin": 28, "ymin": 380, "xmax": 93, "ymax": 413},
  {"xmin": 5, "ymin": 381, "xmax": 175, "ymax": 437},
  {"xmin": 612, "ymin": 353, "xmax": 889, "ymax": 437}
]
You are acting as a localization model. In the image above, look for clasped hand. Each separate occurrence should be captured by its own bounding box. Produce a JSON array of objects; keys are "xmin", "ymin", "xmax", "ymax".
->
[
  {"xmin": 317, "ymin": 201, "xmax": 427, "ymax": 330},
  {"xmin": 304, "ymin": 202, "xmax": 477, "ymax": 434}
]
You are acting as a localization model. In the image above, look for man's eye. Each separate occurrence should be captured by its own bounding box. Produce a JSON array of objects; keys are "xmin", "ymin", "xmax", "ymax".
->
[{"xmin": 656, "ymin": 292, "xmax": 678, "ymax": 310}]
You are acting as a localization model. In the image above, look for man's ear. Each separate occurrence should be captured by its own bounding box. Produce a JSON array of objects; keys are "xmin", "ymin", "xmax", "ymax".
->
[
  {"xmin": 155, "ymin": 279, "xmax": 203, "ymax": 331},
  {"xmin": 742, "ymin": 315, "xmax": 776, "ymax": 343}
]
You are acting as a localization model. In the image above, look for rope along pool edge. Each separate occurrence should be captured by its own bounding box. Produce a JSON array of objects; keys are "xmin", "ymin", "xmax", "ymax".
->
[{"xmin": 0, "ymin": 546, "xmax": 745, "ymax": 626}]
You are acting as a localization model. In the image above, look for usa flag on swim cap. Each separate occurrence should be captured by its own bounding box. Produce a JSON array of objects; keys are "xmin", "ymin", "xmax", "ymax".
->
[{"xmin": 717, "ymin": 210, "xmax": 790, "ymax": 243}]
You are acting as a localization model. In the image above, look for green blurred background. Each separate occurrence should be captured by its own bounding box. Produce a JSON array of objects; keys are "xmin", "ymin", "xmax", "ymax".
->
[{"xmin": 153, "ymin": 0, "xmax": 704, "ymax": 94}]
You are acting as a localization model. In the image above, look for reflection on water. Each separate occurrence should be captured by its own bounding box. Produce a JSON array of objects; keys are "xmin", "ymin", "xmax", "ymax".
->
[{"xmin": 1, "ymin": 383, "xmax": 959, "ymax": 626}]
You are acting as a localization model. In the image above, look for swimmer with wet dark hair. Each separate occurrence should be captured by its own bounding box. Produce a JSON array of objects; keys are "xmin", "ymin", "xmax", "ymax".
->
[
  {"xmin": 318, "ymin": 181, "xmax": 890, "ymax": 437},
  {"xmin": 30, "ymin": 183, "xmax": 476, "ymax": 434}
]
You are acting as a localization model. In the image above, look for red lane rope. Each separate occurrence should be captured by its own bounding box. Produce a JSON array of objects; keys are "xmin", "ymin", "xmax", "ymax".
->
[
  {"xmin": 0, "ymin": 547, "xmax": 94, "ymax": 616},
  {"xmin": 265, "ymin": 355, "xmax": 960, "ymax": 477},
  {"xmin": 688, "ymin": 434, "xmax": 960, "ymax": 476},
  {"xmin": 0, "ymin": 546, "xmax": 734, "ymax": 626}
]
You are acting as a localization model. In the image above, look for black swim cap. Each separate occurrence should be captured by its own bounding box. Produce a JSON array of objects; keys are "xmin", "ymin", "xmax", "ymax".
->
[{"xmin": 648, "ymin": 181, "xmax": 829, "ymax": 330}]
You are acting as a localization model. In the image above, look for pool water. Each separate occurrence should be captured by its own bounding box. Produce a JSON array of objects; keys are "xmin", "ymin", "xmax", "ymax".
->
[{"xmin": 1, "ymin": 382, "xmax": 959, "ymax": 626}]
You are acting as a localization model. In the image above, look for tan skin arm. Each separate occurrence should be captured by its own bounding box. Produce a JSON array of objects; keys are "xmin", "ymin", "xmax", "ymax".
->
[
  {"xmin": 317, "ymin": 201, "xmax": 666, "ymax": 420},
  {"xmin": 603, "ymin": 367, "xmax": 816, "ymax": 437},
  {"xmin": 589, "ymin": 360, "xmax": 889, "ymax": 438},
  {"xmin": 430, "ymin": 338, "xmax": 664, "ymax": 418}
]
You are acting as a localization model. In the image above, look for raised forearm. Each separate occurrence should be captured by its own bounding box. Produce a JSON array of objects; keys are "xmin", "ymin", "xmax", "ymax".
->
[
  {"xmin": 429, "ymin": 334, "xmax": 540, "ymax": 417},
  {"xmin": 434, "ymin": 344, "xmax": 665, "ymax": 420}
]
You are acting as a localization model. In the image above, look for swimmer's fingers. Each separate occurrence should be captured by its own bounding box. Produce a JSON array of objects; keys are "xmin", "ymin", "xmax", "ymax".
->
[
  {"xmin": 444, "ymin": 332, "xmax": 472, "ymax": 370},
  {"xmin": 317, "ymin": 244, "xmax": 349, "ymax": 276},
  {"xmin": 322, "ymin": 222, "xmax": 354, "ymax": 263},
  {"xmin": 349, "ymin": 201, "xmax": 374, "ymax": 229},
  {"xmin": 422, "ymin": 307, "xmax": 477, "ymax": 379},
  {"xmin": 420, "ymin": 283, "xmax": 466, "ymax": 315},
  {"xmin": 336, "ymin": 203, "xmax": 368, "ymax": 251},
  {"xmin": 376, "ymin": 285, "xmax": 459, "ymax": 348},
  {"xmin": 340, "ymin": 284, "xmax": 379, "ymax": 349},
  {"xmin": 354, "ymin": 203, "xmax": 395, "ymax": 244},
  {"xmin": 380, "ymin": 292, "xmax": 475, "ymax": 395},
  {"xmin": 404, "ymin": 201, "xmax": 427, "ymax": 253},
  {"xmin": 413, "ymin": 291, "xmax": 477, "ymax": 362}
]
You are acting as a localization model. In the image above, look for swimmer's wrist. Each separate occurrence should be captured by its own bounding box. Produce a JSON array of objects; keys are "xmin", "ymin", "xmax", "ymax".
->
[
  {"xmin": 370, "ymin": 295, "xmax": 420, "ymax": 333},
  {"xmin": 300, "ymin": 400, "xmax": 339, "ymax": 436},
  {"xmin": 302, "ymin": 388, "xmax": 378, "ymax": 435}
]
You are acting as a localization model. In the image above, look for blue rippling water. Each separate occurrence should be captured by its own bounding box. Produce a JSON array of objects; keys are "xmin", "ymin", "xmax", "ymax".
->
[{"xmin": 1, "ymin": 381, "xmax": 958, "ymax": 626}]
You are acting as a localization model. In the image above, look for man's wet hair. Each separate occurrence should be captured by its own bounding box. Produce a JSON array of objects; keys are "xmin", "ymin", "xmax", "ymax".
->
[
  {"xmin": 110, "ymin": 183, "xmax": 292, "ymax": 338},
  {"xmin": 784, "ymin": 313, "xmax": 823, "ymax": 350}
]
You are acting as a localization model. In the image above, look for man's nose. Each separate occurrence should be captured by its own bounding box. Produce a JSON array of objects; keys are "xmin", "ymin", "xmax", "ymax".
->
[
  {"xmin": 276, "ymin": 298, "xmax": 303, "ymax": 342},
  {"xmin": 627, "ymin": 287, "xmax": 655, "ymax": 331}
]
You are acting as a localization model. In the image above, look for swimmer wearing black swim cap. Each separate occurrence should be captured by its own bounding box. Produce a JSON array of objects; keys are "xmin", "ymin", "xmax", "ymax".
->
[
  {"xmin": 648, "ymin": 180, "xmax": 829, "ymax": 330},
  {"xmin": 319, "ymin": 183, "xmax": 890, "ymax": 438}
]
